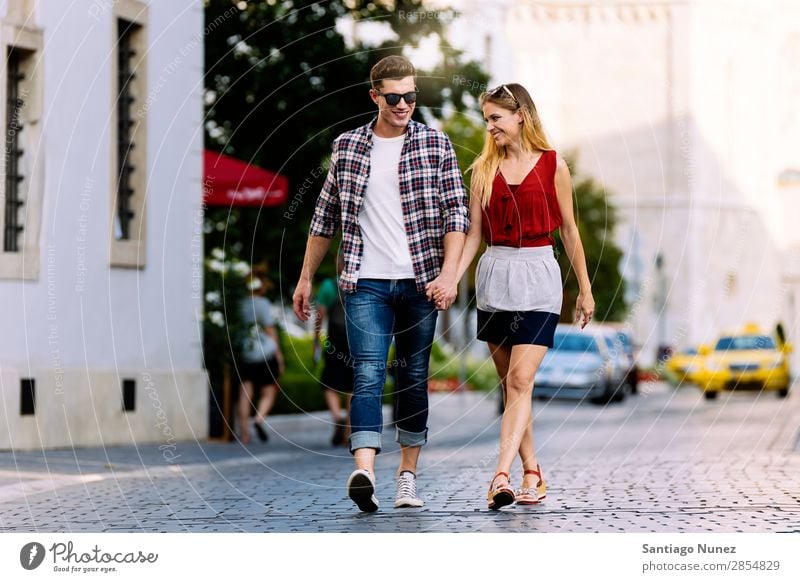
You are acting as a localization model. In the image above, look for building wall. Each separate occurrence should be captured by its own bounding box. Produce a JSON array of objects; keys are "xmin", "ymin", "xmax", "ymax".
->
[
  {"xmin": 686, "ymin": 0, "xmax": 793, "ymax": 348},
  {"xmin": 0, "ymin": 0, "xmax": 207, "ymax": 450}
]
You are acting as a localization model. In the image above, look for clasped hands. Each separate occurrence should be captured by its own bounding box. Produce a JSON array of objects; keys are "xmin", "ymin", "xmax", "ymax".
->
[{"xmin": 425, "ymin": 274, "xmax": 458, "ymax": 311}]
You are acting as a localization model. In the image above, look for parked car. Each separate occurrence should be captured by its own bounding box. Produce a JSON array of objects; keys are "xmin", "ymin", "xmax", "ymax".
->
[
  {"xmin": 534, "ymin": 324, "xmax": 630, "ymax": 405},
  {"xmin": 598, "ymin": 324, "xmax": 639, "ymax": 394},
  {"xmin": 695, "ymin": 323, "xmax": 792, "ymax": 400}
]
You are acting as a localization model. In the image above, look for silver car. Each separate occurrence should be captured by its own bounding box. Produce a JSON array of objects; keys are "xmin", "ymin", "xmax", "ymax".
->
[{"xmin": 534, "ymin": 324, "xmax": 630, "ymax": 404}]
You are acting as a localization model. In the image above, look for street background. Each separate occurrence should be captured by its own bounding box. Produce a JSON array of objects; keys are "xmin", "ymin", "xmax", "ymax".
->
[
  {"xmin": 2, "ymin": 382, "xmax": 798, "ymax": 533},
  {"xmin": 0, "ymin": 8, "xmax": 798, "ymax": 576}
]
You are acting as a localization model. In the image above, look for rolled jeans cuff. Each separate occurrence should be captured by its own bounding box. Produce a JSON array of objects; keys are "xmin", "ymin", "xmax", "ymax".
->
[
  {"xmin": 349, "ymin": 430, "xmax": 382, "ymax": 455},
  {"xmin": 396, "ymin": 426, "xmax": 427, "ymax": 447}
]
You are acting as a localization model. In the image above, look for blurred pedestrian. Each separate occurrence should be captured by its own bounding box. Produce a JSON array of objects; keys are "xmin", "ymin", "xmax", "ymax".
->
[
  {"xmin": 237, "ymin": 262, "xmax": 284, "ymax": 444},
  {"xmin": 314, "ymin": 253, "xmax": 353, "ymax": 446},
  {"xmin": 293, "ymin": 55, "xmax": 468, "ymax": 512},
  {"xmin": 451, "ymin": 83, "xmax": 594, "ymax": 509}
]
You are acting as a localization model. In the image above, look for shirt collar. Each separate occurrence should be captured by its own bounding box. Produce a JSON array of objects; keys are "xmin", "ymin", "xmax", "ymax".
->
[{"xmin": 359, "ymin": 116, "xmax": 418, "ymax": 144}]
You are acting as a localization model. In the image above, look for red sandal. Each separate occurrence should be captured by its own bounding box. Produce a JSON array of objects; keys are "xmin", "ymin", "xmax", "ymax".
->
[
  {"xmin": 516, "ymin": 465, "xmax": 546, "ymax": 505},
  {"xmin": 487, "ymin": 471, "xmax": 515, "ymax": 510}
]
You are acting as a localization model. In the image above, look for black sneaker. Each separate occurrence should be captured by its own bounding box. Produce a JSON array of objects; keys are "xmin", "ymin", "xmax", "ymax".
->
[
  {"xmin": 253, "ymin": 420, "xmax": 269, "ymax": 443},
  {"xmin": 331, "ymin": 423, "xmax": 345, "ymax": 446},
  {"xmin": 346, "ymin": 469, "xmax": 379, "ymax": 512}
]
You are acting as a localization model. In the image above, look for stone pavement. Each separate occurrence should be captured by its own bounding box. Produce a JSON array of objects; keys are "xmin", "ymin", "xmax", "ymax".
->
[{"xmin": 0, "ymin": 382, "xmax": 799, "ymax": 533}]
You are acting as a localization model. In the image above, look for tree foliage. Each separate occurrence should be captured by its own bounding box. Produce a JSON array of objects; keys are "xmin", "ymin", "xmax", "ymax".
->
[
  {"xmin": 556, "ymin": 157, "xmax": 626, "ymax": 322},
  {"xmin": 204, "ymin": 0, "xmax": 488, "ymax": 289},
  {"xmin": 203, "ymin": 1, "xmax": 624, "ymax": 319}
]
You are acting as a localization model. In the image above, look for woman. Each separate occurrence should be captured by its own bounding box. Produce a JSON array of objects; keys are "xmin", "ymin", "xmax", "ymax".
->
[
  {"xmin": 451, "ymin": 83, "xmax": 594, "ymax": 509},
  {"xmin": 237, "ymin": 262, "xmax": 285, "ymax": 444}
]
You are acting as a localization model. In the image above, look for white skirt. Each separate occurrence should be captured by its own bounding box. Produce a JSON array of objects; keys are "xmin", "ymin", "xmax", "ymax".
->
[{"xmin": 475, "ymin": 245, "xmax": 563, "ymax": 314}]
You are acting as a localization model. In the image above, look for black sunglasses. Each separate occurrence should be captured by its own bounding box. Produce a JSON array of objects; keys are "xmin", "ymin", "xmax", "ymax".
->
[{"xmin": 374, "ymin": 89, "xmax": 418, "ymax": 106}]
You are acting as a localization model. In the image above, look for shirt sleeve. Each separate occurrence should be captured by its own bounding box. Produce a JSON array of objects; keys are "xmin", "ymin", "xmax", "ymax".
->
[
  {"xmin": 309, "ymin": 146, "xmax": 341, "ymax": 238},
  {"xmin": 437, "ymin": 136, "xmax": 470, "ymax": 234}
]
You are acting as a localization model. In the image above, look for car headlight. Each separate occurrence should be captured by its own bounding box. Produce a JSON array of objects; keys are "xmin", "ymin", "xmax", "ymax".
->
[
  {"xmin": 705, "ymin": 360, "xmax": 724, "ymax": 372},
  {"xmin": 767, "ymin": 357, "xmax": 784, "ymax": 369}
]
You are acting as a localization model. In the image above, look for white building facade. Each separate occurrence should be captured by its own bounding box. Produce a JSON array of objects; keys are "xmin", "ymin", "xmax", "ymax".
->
[
  {"xmin": 0, "ymin": 0, "xmax": 207, "ymax": 450},
  {"xmin": 445, "ymin": 0, "xmax": 800, "ymax": 365}
]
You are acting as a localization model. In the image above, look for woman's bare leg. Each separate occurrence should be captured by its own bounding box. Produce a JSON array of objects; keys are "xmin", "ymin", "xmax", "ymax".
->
[
  {"xmin": 255, "ymin": 384, "xmax": 278, "ymax": 422},
  {"xmin": 324, "ymin": 389, "xmax": 343, "ymax": 424},
  {"xmin": 489, "ymin": 345, "xmax": 539, "ymax": 470},
  {"xmin": 237, "ymin": 380, "xmax": 255, "ymax": 444},
  {"xmin": 493, "ymin": 344, "xmax": 548, "ymax": 484}
]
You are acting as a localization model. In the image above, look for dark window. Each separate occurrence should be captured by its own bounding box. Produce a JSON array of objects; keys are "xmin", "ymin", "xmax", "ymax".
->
[
  {"xmin": 715, "ymin": 335, "xmax": 776, "ymax": 351},
  {"xmin": 4, "ymin": 47, "xmax": 27, "ymax": 252},
  {"xmin": 553, "ymin": 333, "xmax": 599, "ymax": 353},
  {"xmin": 115, "ymin": 19, "xmax": 140, "ymax": 241},
  {"xmin": 20, "ymin": 378, "xmax": 35, "ymax": 415},
  {"xmin": 122, "ymin": 378, "xmax": 136, "ymax": 412}
]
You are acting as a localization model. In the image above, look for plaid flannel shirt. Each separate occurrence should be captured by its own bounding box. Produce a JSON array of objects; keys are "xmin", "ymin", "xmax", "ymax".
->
[{"xmin": 309, "ymin": 118, "xmax": 470, "ymax": 293}]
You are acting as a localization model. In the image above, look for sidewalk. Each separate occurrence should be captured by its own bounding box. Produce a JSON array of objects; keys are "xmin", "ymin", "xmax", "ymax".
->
[{"xmin": 0, "ymin": 385, "xmax": 799, "ymax": 532}]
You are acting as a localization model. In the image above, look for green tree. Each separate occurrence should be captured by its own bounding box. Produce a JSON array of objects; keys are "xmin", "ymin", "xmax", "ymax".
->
[
  {"xmin": 442, "ymin": 111, "xmax": 485, "ymax": 183},
  {"xmin": 556, "ymin": 157, "xmax": 626, "ymax": 322},
  {"xmin": 203, "ymin": 0, "xmax": 488, "ymax": 291},
  {"xmin": 441, "ymin": 112, "xmax": 485, "ymax": 291}
]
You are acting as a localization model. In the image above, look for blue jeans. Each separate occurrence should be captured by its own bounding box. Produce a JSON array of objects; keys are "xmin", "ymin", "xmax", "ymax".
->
[{"xmin": 344, "ymin": 279, "xmax": 438, "ymax": 454}]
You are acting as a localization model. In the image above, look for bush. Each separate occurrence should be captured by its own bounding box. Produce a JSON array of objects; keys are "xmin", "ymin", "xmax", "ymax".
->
[
  {"xmin": 429, "ymin": 340, "xmax": 499, "ymax": 391},
  {"xmin": 272, "ymin": 334, "xmax": 326, "ymax": 415},
  {"xmin": 464, "ymin": 356, "xmax": 501, "ymax": 392}
]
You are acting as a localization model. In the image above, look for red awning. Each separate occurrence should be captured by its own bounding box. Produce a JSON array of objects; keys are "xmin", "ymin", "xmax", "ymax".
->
[{"xmin": 203, "ymin": 149, "xmax": 289, "ymax": 207}]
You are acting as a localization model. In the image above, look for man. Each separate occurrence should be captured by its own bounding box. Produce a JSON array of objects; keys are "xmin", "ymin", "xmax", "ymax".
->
[{"xmin": 293, "ymin": 55, "xmax": 468, "ymax": 512}]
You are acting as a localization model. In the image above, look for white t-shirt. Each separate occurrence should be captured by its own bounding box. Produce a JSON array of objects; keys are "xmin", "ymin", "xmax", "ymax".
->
[{"xmin": 358, "ymin": 132, "xmax": 415, "ymax": 279}]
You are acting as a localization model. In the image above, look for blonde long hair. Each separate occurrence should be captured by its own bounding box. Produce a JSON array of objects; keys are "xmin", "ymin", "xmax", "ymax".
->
[{"xmin": 468, "ymin": 83, "xmax": 552, "ymax": 208}]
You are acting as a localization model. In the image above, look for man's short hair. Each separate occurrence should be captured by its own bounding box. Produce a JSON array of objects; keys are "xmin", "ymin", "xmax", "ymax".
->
[{"xmin": 370, "ymin": 55, "xmax": 416, "ymax": 89}]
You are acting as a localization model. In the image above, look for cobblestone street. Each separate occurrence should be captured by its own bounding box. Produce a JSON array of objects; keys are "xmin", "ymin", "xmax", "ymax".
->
[{"xmin": 1, "ymin": 382, "xmax": 799, "ymax": 533}]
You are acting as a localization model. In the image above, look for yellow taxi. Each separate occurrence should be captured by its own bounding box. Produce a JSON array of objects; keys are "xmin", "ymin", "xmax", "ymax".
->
[
  {"xmin": 664, "ymin": 347, "xmax": 707, "ymax": 385},
  {"xmin": 695, "ymin": 324, "xmax": 792, "ymax": 400}
]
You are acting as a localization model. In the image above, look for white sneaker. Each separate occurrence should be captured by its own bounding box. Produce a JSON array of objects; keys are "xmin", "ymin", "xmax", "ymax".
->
[
  {"xmin": 394, "ymin": 470, "xmax": 424, "ymax": 508},
  {"xmin": 346, "ymin": 469, "xmax": 379, "ymax": 513}
]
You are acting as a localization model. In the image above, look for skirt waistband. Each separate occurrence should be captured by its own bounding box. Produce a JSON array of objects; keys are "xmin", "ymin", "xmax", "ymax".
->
[{"xmin": 484, "ymin": 245, "xmax": 555, "ymax": 260}]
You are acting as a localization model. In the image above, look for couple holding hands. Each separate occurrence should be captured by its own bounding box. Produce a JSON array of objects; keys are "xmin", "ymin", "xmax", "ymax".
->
[{"xmin": 293, "ymin": 55, "xmax": 594, "ymax": 512}]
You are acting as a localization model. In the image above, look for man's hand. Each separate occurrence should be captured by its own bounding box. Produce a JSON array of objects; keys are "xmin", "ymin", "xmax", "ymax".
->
[
  {"xmin": 293, "ymin": 278, "xmax": 313, "ymax": 321},
  {"xmin": 425, "ymin": 273, "xmax": 458, "ymax": 310}
]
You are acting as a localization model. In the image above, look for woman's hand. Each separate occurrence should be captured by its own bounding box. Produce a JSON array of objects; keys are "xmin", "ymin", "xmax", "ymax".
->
[
  {"xmin": 576, "ymin": 291, "xmax": 595, "ymax": 329},
  {"xmin": 425, "ymin": 274, "xmax": 458, "ymax": 310}
]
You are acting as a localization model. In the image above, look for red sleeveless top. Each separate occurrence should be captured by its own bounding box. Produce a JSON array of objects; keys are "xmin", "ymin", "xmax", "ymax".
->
[{"xmin": 481, "ymin": 149, "xmax": 562, "ymax": 248}]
